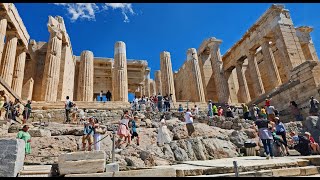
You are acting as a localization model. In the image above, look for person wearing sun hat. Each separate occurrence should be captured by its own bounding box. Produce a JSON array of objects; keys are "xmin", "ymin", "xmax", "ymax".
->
[{"xmin": 304, "ymin": 132, "xmax": 320, "ymax": 154}]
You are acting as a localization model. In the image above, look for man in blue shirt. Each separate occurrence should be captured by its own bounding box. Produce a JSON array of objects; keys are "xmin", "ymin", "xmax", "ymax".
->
[{"xmin": 130, "ymin": 116, "xmax": 140, "ymax": 146}]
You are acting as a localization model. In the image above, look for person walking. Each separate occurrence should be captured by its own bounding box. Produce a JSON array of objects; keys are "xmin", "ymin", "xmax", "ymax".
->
[
  {"xmin": 274, "ymin": 117, "xmax": 290, "ymax": 156},
  {"xmin": 65, "ymin": 96, "xmax": 73, "ymax": 124},
  {"xmin": 184, "ymin": 108, "xmax": 195, "ymax": 137},
  {"xmin": 130, "ymin": 116, "xmax": 140, "ymax": 146},
  {"xmin": 255, "ymin": 114, "xmax": 274, "ymax": 159},
  {"xmin": 17, "ymin": 125, "xmax": 32, "ymax": 155},
  {"xmin": 116, "ymin": 110, "xmax": 132, "ymax": 148},
  {"xmin": 22, "ymin": 100, "xmax": 32, "ymax": 124},
  {"xmin": 157, "ymin": 115, "xmax": 172, "ymax": 146},
  {"xmin": 266, "ymin": 103, "xmax": 276, "ymax": 122}
]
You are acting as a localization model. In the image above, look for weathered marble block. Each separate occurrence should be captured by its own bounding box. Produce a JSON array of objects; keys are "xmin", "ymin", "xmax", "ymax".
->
[
  {"xmin": 28, "ymin": 128, "xmax": 51, "ymax": 137},
  {"xmin": 58, "ymin": 151, "xmax": 106, "ymax": 175},
  {"xmin": 0, "ymin": 138, "xmax": 25, "ymax": 177}
]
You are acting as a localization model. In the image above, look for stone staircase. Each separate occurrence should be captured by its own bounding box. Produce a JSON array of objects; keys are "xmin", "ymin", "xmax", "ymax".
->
[
  {"xmin": 31, "ymin": 101, "xmax": 131, "ymax": 110},
  {"xmin": 18, "ymin": 165, "xmax": 53, "ymax": 177},
  {"xmin": 153, "ymin": 155, "xmax": 320, "ymax": 177}
]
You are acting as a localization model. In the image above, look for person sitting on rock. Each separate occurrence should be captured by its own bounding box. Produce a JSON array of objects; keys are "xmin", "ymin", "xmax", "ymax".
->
[
  {"xmin": 157, "ymin": 115, "xmax": 171, "ymax": 146},
  {"xmin": 130, "ymin": 116, "xmax": 140, "ymax": 146},
  {"xmin": 217, "ymin": 106, "xmax": 224, "ymax": 116},
  {"xmin": 178, "ymin": 104, "xmax": 184, "ymax": 112},
  {"xmin": 304, "ymin": 132, "xmax": 320, "ymax": 154},
  {"xmin": 309, "ymin": 96, "xmax": 319, "ymax": 116},
  {"xmin": 82, "ymin": 117, "xmax": 95, "ymax": 151},
  {"xmin": 17, "ymin": 125, "xmax": 31, "ymax": 156},
  {"xmin": 242, "ymin": 104, "xmax": 249, "ymax": 120},
  {"xmin": 290, "ymin": 131, "xmax": 312, "ymax": 156},
  {"xmin": 116, "ymin": 110, "xmax": 132, "ymax": 149},
  {"xmin": 226, "ymin": 106, "xmax": 234, "ymax": 118}
]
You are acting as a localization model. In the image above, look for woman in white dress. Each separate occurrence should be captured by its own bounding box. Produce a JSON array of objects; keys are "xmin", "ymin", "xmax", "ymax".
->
[
  {"xmin": 157, "ymin": 115, "xmax": 172, "ymax": 146},
  {"xmin": 93, "ymin": 118, "xmax": 101, "ymax": 151}
]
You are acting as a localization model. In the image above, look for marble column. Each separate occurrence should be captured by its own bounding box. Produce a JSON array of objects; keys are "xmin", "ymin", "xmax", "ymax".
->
[
  {"xmin": 150, "ymin": 79, "xmax": 156, "ymax": 96},
  {"xmin": 160, "ymin": 51, "xmax": 176, "ymax": 102},
  {"xmin": 0, "ymin": 32, "xmax": 18, "ymax": 87},
  {"xmin": 11, "ymin": 47, "xmax": 27, "ymax": 97},
  {"xmin": 248, "ymin": 51, "xmax": 265, "ymax": 98},
  {"xmin": 144, "ymin": 69, "xmax": 150, "ymax": 97},
  {"xmin": 112, "ymin": 41, "xmax": 128, "ymax": 102},
  {"xmin": 261, "ymin": 39, "xmax": 282, "ymax": 89},
  {"xmin": 208, "ymin": 39, "xmax": 230, "ymax": 103},
  {"xmin": 0, "ymin": 18, "xmax": 7, "ymax": 65},
  {"xmin": 41, "ymin": 30, "xmax": 63, "ymax": 102},
  {"xmin": 155, "ymin": 70, "xmax": 162, "ymax": 95},
  {"xmin": 236, "ymin": 61, "xmax": 251, "ymax": 103},
  {"xmin": 77, "ymin": 50, "xmax": 94, "ymax": 101},
  {"xmin": 187, "ymin": 48, "xmax": 206, "ymax": 102}
]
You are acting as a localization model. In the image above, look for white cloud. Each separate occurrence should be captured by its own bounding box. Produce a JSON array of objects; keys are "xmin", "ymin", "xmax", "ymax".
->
[{"xmin": 54, "ymin": 3, "xmax": 135, "ymax": 23}]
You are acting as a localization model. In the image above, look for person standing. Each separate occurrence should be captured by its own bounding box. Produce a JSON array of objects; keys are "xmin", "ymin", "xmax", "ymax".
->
[
  {"xmin": 17, "ymin": 125, "xmax": 31, "ymax": 155},
  {"xmin": 106, "ymin": 90, "xmax": 112, "ymax": 101},
  {"xmin": 82, "ymin": 117, "xmax": 95, "ymax": 151},
  {"xmin": 22, "ymin": 100, "xmax": 32, "ymax": 124},
  {"xmin": 207, "ymin": 100, "xmax": 213, "ymax": 117},
  {"xmin": 65, "ymin": 96, "xmax": 73, "ymax": 124},
  {"xmin": 255, "ymin": 115, "xmax": 274, "ymax": 159},
  {"xmin": 217, "ymin": 106, "xmax": 224, "ymax": 116},
  {"xmin": 309, "ymin": 96, "xmax": 320, "ymax": 116},
  {"xmin": 266, "ymin": 104, "xmax": 276, "ymax": 122},
  {"xmin": 116, "ymin": 110, "xmax": 132, "ymax": 148},
  {"xmin": 184, "ymin": 108, "xmax": 195, "ymax": 137},
  {"xmin": 157, "ymin": 116, "xmax": 171, "ymax": 146},
  {"xmin": 194, "ymin": 105, "xmax": 199, "ymax": 115},
  {"xmin": 212, "ymin": 103, "xmax": 218, "ymax": 116},
  {"xmin": 93, "ymin": 118, "xmax": 102, "ymax": 151},
  {"xmin": 242, "ymin": 103, "xmax": 249, "ymax": 120},
  {"xmin": 260, "ymin": 106, "xmax": 267, "ymax": 119},
  {"xmin": 130, "ymin": 116, "xmax": 140, "ymax": 146},
  {"xmin": 157, "ymin": 93, "xmax": 163, "ymax": 112},
  {"xmin": 252, "ymin": 104, "xmax": 260, "ymax": 121}
]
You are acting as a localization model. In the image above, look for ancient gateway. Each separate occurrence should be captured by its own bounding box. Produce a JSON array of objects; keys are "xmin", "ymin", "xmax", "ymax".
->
[{"xmin": 0, "ymin": 3, "xmax": 319, "ymax": 115}]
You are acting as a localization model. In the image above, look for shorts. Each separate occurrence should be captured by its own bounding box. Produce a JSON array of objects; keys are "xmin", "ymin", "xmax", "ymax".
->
[
  {"xmin": 82, "ymin": 134, "xmax": 94, "ymax": 144},
  {"xmin": 186, "ymin": 123, "xmax": 195, "ymax": 136},
  {"xmin": 131, "ymin": 131, "xmax": 139, "ymax": 140}
]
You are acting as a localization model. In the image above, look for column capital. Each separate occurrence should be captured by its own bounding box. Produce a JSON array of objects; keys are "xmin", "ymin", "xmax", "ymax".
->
[
  {"xmin": 261, "ymin": 36, "xmax": 273, "ymax": 44},
  {"xmin": 16, "ymin": 45, "xmax": 28, "ymax": 53}
]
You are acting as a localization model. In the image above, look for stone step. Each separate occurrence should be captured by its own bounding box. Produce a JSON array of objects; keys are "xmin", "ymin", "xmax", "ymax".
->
[
  {"xmin": 18, "ymin": 165, "xmax": 52, "ymax": 177},
  {"xmin": 190, "ymin": 166, "xmax": 320, "ymax": 177},
  {"xmin": 153, "ymin": 156, "xmax": 311, "ymax": 177}
]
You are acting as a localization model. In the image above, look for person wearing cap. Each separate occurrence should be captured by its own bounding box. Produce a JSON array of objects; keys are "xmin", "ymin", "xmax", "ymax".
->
[
  {"xmin": 309, "ymin": 96, "xmax": 320, "ymax": 116},
  {"xmin": 130, "ymin": 116, "xmax": 140, "ymax": 146},
  {"xmin": 17, "ymin": 125, "xmax": 31, "ymax": 155},
  {"xmin": 217, "ymin": 106, "xmax": 223, "ymax": 116},
  {"xmin": 304, "ymin": 132, "xmax": 320, "ymax": 154},
  {"xmin": 157, "ymin": 115, "xmax": 171, "ymax": 146},
  {"xmin": 274, "ymin": 117, "xmax": 289, "ymax": 156}
]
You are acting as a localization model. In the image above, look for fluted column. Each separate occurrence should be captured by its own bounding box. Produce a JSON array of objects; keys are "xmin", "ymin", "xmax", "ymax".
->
[
  {"xmin": 187, "ymin": 48, "xmax": 206, "ymax": 102},
  {"xmin": 150, "ymin": 80, "xmax": 156, "ymax": 96},
  {"xmin": 0, "ymin": 32, "xmax": 18, "ymax": 87},
  {"xmin": 11, "ymin": 46, "xmax": 27, "ymax": 97},
  {"xmin": 112, "ymin": 41, "xmax": 128, "ymax": 102},
  {"xmin": 41, "ymin": 30, "xmax": 63, "ymax": 102},
  {"xmin": 261, "ymin": 38, "xmax": 282, "ymax": 89},
  {"xmin": 236, "ymin": 61, "xmax": 251, "ymax": 103},
  {"xmin": 160, "ymin": 51, "xmax": 176, "ymax": 102},
  {"xmin": 144, "ymin": 70, "xmax": 150, "ymax": 97},
  {"xmin": 155, "ymin": 70, "xmax": 162, "ymax": 95},
  {"xmin": 208, "ymin": 39, "xmax": 230, "ymax": 103},
  {"xmin": 77, "ymin": 51, "xmax": 94, "ymax": 101},
  {"xmin": 0, "ymin": 18, "xmax": 7, "ymax": 64},
  {"xmin": 248, "ymin": 51, "xmax": 265, "ymax": 98}
]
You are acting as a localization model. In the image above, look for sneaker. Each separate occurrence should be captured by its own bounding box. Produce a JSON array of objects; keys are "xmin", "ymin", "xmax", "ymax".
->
[
  {"xmin": 271, "ymin": 156, "xmax": 274, "ymax": 159},
  {"xmin": 266, "ymin": 155, "xmax": 270, "ymax": 160}
]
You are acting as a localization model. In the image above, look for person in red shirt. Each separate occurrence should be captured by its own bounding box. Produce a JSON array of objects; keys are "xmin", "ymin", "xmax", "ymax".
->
[
  {"xmin": 265, "ymin": 98, "xmax": 271, "ymax": 107},
  {"xmin": 305, "ymin": 132, "xmax": 320, "ymax": 154},
  {"xmin": 218, "ymin": 106, "xmax": 224, "ymax": 116}
]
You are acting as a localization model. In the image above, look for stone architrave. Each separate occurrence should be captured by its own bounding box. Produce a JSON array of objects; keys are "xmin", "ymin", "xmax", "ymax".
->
[
  {"xmin": 160, "ymin": 51, "xmax": 176, "ymax": 102},
  {"xmin": 187, "ymin": 48, "xmax": 206, "ymax": 102},
  {"xmin": 236, "ymin": 61, "xmax": 251, "ymax": 103},
  {"xmin": 11, "ymin": 47, "xmax": 27, "ymax": 97},
  {"xmin": 208, "ymin": 39, "xmax": 230, "ymax": 103},
  {"xmin": 0, "ymin": 33, "xmax": 18, "ymax": 87},
  {"xmin": 77, "ymin": 51, "xmax": 94, "ymax": 101},
  {"xmin": 261, "ymin": 39, "xmax": 282, "ymax": 89},
  {"xmin": 0, "ymin": 18, "xmax": 7, "ymax": 64},
  {"xmin": 112, "ymin": 41, "xmax": 128, "ymax": 102},
  {"xmin": 40, "ymin": 25, "xmax": 63, "ymax": 102},
  {"xmin": 154, "ymin": 70, "xmax": 162, "ymax": 95},
  {"xmin": 248, "ymin": 51, "xmax": 265, "ymax": 98}
]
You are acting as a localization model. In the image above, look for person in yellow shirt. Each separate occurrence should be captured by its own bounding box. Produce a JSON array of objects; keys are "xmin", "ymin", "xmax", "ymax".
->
[{"xmin": 260, "ymin": 106, "xmax": 267, "ymax": 119}]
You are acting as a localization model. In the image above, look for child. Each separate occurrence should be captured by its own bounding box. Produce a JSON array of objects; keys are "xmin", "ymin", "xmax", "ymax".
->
[{"xmin": 130, "ymin": 116, "xmax": 140, "ymax": 146}]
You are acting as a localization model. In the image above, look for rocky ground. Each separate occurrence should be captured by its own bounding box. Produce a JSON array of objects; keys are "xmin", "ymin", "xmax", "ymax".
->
[{"xmin": 0, "ymin": 109, "xmax": 315, "ymax": 171}]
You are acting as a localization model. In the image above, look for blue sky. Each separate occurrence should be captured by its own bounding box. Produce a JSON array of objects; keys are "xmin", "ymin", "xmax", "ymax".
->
[{"xmin": 15, "ymin": 3, "xmax": 320, "ymax": 81}]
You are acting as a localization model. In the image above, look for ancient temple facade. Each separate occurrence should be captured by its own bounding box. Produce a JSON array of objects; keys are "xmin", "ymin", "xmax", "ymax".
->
[{"xmin": 0, "ymin": 3, "xmax": 320, "ymax": 116}]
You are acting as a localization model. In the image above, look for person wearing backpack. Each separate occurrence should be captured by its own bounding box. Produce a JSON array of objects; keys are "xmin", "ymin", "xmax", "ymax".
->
[{"xmin": 65, "ymin": 96, "xmax": 73, "ymax": 124}]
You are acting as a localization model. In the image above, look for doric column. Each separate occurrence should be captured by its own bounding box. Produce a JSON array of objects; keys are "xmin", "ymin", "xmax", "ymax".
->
[
  {"xmin": 160, "ymin": 51, "xmax": 176, "ymax": 102},
  {"xmin": 11, "ymin": 46, "xmax": 27, "ymax": 97},
  {"xmin": 236, "ymin": 61, "xmax": 251, "ymax": 103},
  {"xmin": 0, "ymin": 32, "xmax": 18, "ymax": 87},
  {"xmin": 41, "ymin": 29, "xmax": 63, "ymax": 102},
  {"xmin": 187, "ymin": 48, "xmax": 206, "ymax": 102},
  {"xmin": 144, "ymin": 69, "xmax": 150, "ymax": 97},
  {"xmin": 261, "ymin": 38, "xmax": 282, "ymax": 89},
  {"xmin": 154, "ymin": 70, "xmax": 162, "ymax": 95},
  {"xmin": 112, "ymin": 41, "xmax": 128, "ymax": 102},
  {"xmin": 295, "ymin": 26, "xmax": 319, "ymax": 61},
  {"xmin": 77, "ymin": 51, "xmax": 94, "ymax": 101},
  {"xmin": 208, "ymin": 39, "xmax": 230, "ymax": 103},
  {"xmin": 248, "ymin": 51, "xmax": 265, "ymax": 98},
  {"xmin": 0, "ymin": 18, "xmax": 7, "ymax": 64},
  {"xmin": 150, "ymin": 79, "xmax": 156, "ymax": 96}
]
